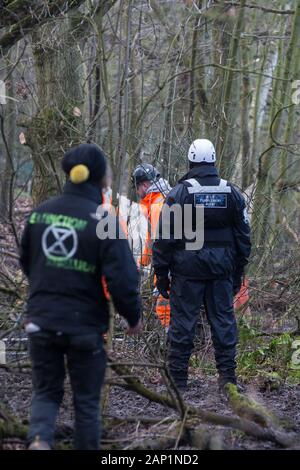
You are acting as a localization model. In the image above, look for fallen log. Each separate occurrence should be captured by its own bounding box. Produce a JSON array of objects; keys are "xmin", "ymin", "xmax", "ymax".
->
[
  {"xmin": 189, "ymin": 426, "xmax": 223, "ymax": 450},
  {"xmin": 110, "ymin": 362, "xmax": 298, "ymax": 448},
  {"xmin": 225, "ymin": 383, "xmax": 278, "ymax": 428},
  {"xmin": 0, "ymin": 403, "xmax": 27, "ymax": 440},
  {"xmin": 125, "ymin": 422, "xmax": 183, "ymax": 450},
  {"xmin": 0, "ymin": 363, "xmax": 298, "ymax": 450},
  {"xmin": 125, "ymin": 421, "xmax": 222, "ymax": 451}
]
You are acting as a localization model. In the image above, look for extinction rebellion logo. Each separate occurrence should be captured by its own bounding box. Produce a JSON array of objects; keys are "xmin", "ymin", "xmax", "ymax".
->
[
  {"xmin": 33, "ymin": 213, "xmax": 96, "ymax": 274},
  {"xmin": 42, "ymin": 223, "xmax": 78, "ymax": 261}
]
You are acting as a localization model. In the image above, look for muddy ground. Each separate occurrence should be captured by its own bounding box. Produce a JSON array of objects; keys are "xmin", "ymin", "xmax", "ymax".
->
[
  {"xmin": 1, "ymin": 340, "xmax": 299, "ymax": 450},
  {"xmin": 0, "ymin": 198, "xmax": 299, "ymax": 450}
]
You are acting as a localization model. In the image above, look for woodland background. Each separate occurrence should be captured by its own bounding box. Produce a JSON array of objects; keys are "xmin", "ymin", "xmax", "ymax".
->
[{"xmin": 0, "ymin": 0, "xmax": 300, "ymax": 450}]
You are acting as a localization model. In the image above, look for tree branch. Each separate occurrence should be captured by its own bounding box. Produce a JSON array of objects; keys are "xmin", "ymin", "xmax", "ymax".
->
[
  {"xmin": 217, "ymin": 1, "xmax": 295, "ymax": 15},
  {"xmin": 0, "ymin": 0, "xmax": 117, "ymax": 54}
]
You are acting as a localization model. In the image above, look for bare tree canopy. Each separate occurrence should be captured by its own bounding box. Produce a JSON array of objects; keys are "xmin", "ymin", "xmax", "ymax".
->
[{"xmin": 0, "ymin": 0, "xmax": 300, "ymax": 452}]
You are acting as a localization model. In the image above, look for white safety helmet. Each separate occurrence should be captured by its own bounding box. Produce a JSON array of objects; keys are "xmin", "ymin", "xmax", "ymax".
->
[{"xmin": 188, "ymin": 139, "xmax": 216, "ymax": 163}]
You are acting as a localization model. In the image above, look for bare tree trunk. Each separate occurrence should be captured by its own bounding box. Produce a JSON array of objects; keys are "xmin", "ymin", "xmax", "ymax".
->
[
  {"xmin": 20, "ymin": 19, "xmax": 84, "ymax": 204},
  {"xmin": 210, "ymin": 2, "xmax": 233, "ymax": 164},
  {"xmin": 251, "ymin": 0, "xmax": 300, "ymax": 251},
  {"xmin": 216, "ymin": 0, "xmax": 246, "ymax": 179},
  {"xmin": 240, "ymin": 44, "xmax": 251, "ymax": 190},
  {"xmin": 117, "ymin": 0, "xmax": 133, "ymax": 198},
  {"xmin": 0, "ymin": 56, "xmax": 16, "ymax": 217}
]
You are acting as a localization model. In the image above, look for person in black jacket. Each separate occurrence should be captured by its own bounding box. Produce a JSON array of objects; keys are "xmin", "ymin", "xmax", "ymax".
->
[
  {"xmin": 153, "ymin": 139, "xmax": 251, "ymax": 392},
  {"xmin": 20, "ymin": 144, "xmax": 142, "ymax": 450}
]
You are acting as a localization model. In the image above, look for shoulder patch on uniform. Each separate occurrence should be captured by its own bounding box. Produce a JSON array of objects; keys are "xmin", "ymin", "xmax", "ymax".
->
[{"xmin": 243, "ymin": 207, "xmax": 250, "ymax": 224}]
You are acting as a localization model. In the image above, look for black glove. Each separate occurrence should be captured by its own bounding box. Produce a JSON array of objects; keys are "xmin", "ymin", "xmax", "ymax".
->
[
  {"xmin": 233, "ymin": 277, "xmax": 242, "ymax": 296},
  {"xmin": 156, "ymin": 276, "xmax": 170, "ymax": 299}
]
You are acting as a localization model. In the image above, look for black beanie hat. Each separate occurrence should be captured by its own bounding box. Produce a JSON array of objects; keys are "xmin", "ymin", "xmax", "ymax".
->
[{"xmin": 62, "ymin": 144, "xmax": 107, "ymax": 184}]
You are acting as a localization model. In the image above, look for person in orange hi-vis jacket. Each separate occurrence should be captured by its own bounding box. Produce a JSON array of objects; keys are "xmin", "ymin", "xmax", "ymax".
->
[
  {"xmin": 101, "ymin": 185, "xmax": 129, "ymax": 303},
  {"xmin": 131, "ymin": 164, "xmax": 172, "ymax": 329}
]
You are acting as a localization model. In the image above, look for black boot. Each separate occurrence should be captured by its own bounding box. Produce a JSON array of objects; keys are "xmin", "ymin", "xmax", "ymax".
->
[
  {"xmin": 168, "ymin": 368, "xmax": 188, "ymax": 392},
  {"xmin": 218, "ymin": 370, "xmax": 244, "ymax": 397},
  {"xmin": 174, "ymin": 381, "xmax": 188, "ymax": 392}
]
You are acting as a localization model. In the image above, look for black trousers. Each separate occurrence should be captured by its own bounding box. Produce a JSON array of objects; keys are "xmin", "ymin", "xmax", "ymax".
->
[
  {"xmin": 168, "ymin": 276, "xmax": 237, "ymax": 386},
  {"xmin": 28, "ymin": 330, "xmax": 107, "ymax": 449}
]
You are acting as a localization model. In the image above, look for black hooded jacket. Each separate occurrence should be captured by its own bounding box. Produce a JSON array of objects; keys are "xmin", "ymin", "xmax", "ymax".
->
[
  {"xmin": 153, "ymin": 165, "xmax": 251, "ymax": 281},
  {"xmin": 20, "ymin": 181, "xmax": 141, "ymax": 334}
]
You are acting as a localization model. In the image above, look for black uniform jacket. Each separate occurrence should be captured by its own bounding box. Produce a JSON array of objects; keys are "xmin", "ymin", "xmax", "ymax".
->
[
  {"xmin": 153, "ymin": 165, "xmax": 251, "ymax": 281},
  {"xmin": 20, "ymin": 181, "xmax": 141, "ymax": 334}
]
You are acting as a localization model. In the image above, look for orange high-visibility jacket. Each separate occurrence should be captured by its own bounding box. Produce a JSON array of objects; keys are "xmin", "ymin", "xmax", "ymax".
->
[
  {"xmin": 139, "ymin": 186, "xmax": 171, "ymax": 327},
  {"xmin": 139, "ymin": 191, "xmax": 165, "ymax": 267},
  {"xmin": 101, "ymin": 188, "xmax": 128, "ymax": 301}
]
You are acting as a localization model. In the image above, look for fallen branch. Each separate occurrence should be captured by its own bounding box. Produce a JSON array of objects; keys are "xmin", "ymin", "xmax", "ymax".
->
[
  {"xmin": 225, "ymin": 383, "xmax": 278, "ymax": 428},
  {"xmin": 110, "ymin": 362, "xmax": 298, "ymax": 448},
  {"xmin": 0, "ymin": 403, "xmax": 27, "ymax": 440},
  {"xmin": 124, "ymin": 421, "xmax": 221, "ymax": 451},
  {"xmin": 125, "ymin": 422, "xmax": 182, "ymax": 450},
  {"xmin": 0, "ymin": 0, "xmax": 117, "ymax": 53}
]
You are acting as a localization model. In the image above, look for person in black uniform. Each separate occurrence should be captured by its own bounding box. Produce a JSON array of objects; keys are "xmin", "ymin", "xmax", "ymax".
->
[
  {"xmin": 153, "ymin": 139, "xmax": 251, "ymax": 392},
  {"xmin": 20, "ymin": 144, "xmax": 142, "ymax": 450}
]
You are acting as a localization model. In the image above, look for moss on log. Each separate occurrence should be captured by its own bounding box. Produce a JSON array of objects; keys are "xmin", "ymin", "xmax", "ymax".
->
[
  {"xmin": 0, "ymin": 404, "xmax": 27, "ymax": 440},
  {"xmin": 225, "ymin": 383, "xmax": 277, "ymax": 428},
  {"xmin": 110, "ymin": 363, "xmax": 298, "ymax": 448}
]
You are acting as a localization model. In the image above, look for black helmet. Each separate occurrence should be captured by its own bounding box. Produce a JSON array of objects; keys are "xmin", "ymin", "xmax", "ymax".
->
[{"xmin": 131, "ymin": 163, "xmax": 160, "ymax": 187}]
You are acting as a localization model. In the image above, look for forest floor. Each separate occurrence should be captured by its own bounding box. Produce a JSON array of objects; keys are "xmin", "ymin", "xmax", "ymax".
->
[
  {"xmin": 1, "ymin": 336, "xmax": 300, "ymax": 450},
  {"xmin": 1, "ymin": 196, "xmax": 300, "ymax": 450}
]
